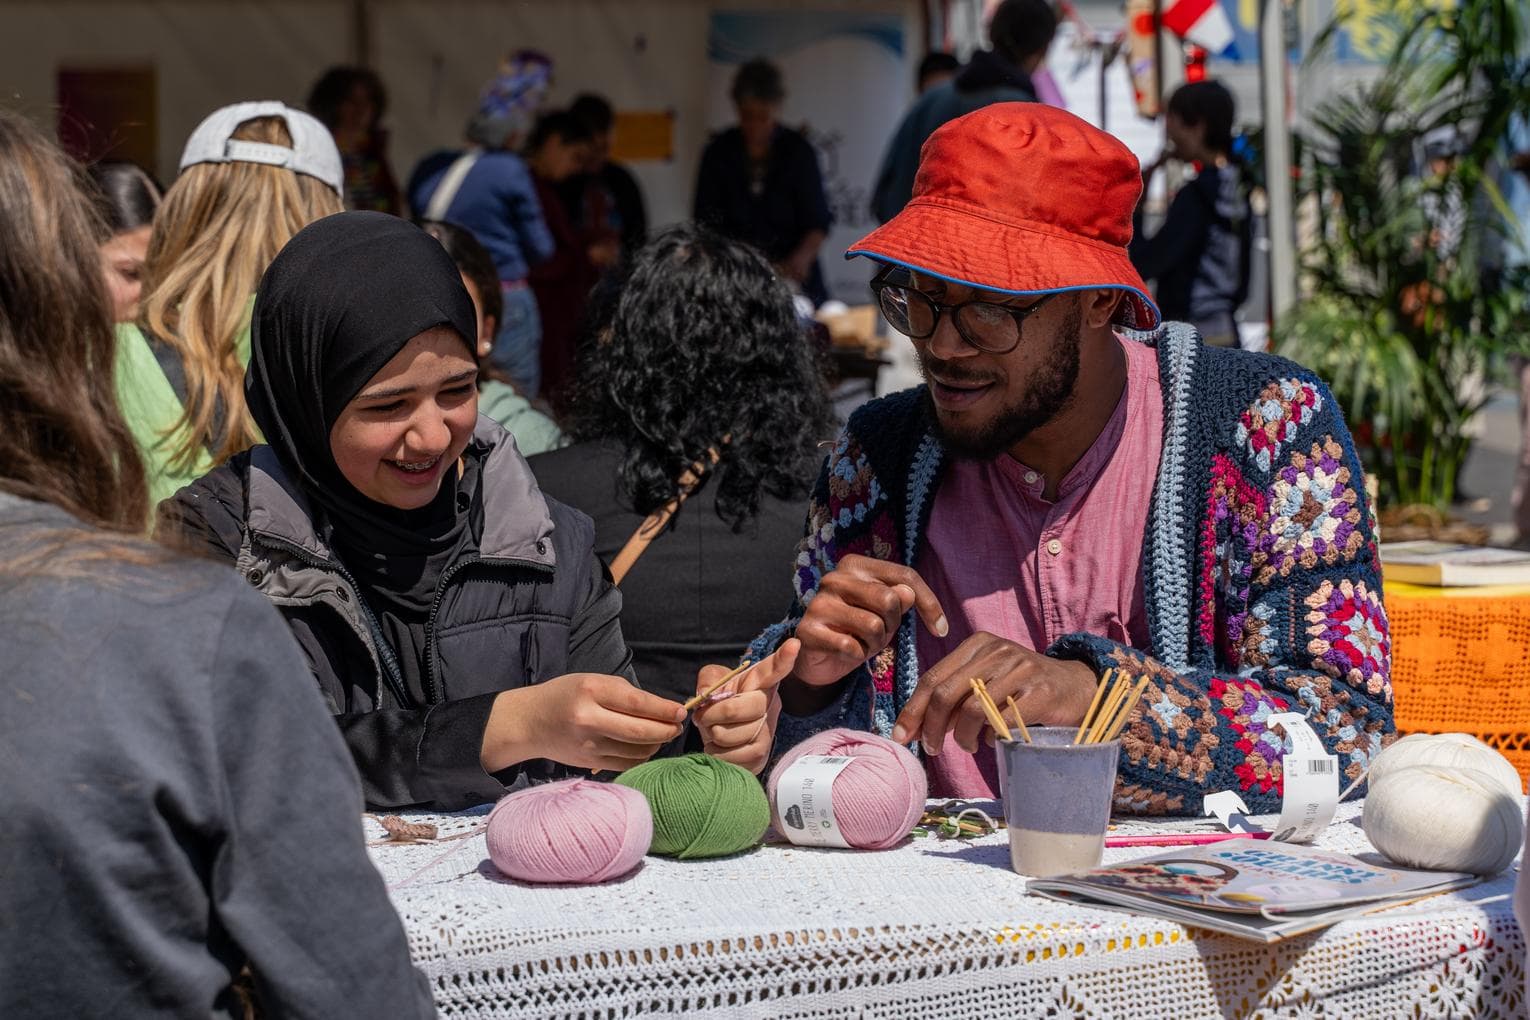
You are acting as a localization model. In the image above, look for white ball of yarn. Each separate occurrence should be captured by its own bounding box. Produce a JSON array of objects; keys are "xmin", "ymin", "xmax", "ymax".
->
[
  {"xmin": 1367, "ymin": 733, "xmax": 1522, "ymax": 798},
  {"xmin": 1363, "ymin": 765, "xmax": 1523, "ymax": 875}
]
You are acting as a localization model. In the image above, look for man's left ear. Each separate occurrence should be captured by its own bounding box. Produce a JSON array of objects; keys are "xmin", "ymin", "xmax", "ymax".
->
[{"xmin": 1082, "ymin": 289, "xmax": 1124, "ymax": 330}]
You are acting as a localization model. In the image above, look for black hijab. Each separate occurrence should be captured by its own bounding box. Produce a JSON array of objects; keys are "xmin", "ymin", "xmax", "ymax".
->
[
  {"xmin": 247, "ymin": 210, "xmax": 478, "ymax": 521},
  {"xmin": 248, "ymin": 212, "xmax": 481, "ymax": 700}
]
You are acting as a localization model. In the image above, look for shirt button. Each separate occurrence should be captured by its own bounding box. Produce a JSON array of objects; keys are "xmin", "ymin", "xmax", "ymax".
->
[
  {"xmin": 1023, "ymin": 471, "xmax": 1039, "ymax": 484},
  {"xmin": 1046, "ymin": 538, "xmax": 1063, "ymax": 556}
]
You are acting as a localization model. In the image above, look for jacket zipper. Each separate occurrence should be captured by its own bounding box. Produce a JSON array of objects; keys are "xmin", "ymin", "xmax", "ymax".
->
[
  {"xmin": 257, "ymin": 537, "xmax": 414, "ymax": 709},
  {"xmin": 422, "ymin": 554, "xmax": 554, "ymax": 705}
]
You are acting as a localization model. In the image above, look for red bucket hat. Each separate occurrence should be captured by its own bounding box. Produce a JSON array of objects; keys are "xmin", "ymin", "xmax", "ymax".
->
[{"xmin": 849, "ymin": 102, "xmax": 1160, "ymax": 330}]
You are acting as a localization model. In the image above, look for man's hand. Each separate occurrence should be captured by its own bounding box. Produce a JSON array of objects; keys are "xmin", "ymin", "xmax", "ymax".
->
[
  {"xmin": 889, "ymin": 633, "xmax": 1097, "ymax": 753},
  {"xmin": 791, "ymin": 554, "xmax": 948, "ymax": 687}
]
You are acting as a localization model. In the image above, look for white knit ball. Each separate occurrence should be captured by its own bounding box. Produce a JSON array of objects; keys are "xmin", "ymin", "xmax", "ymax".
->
[
  {"xmin": 1363, "ymin": 765, "xmax": 1524, "ymax": 875},
  {"xmin": 1367, "ymin": 733, "xmax": 1522, "ymax": 798}
]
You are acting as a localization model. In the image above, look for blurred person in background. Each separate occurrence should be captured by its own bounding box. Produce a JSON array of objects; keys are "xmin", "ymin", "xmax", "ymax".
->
[
  {"xmin": 0, "ymin": 106, "xmax": 434, "ymax": 1020},
  {"xmin": 526, "ymin": 111, "xmax": 611, "ymax": 413},
  {"xmin": 872, "ymin": 0, "xmax": 1057, "ymax": 224},
  {"xmin": 421, "ymin": 218, "xmax": 565, "ymax": 454},
  {"xmin": 562, "ymin": 92, "xmax": 648, "ymax": 261},
  {"xmin": 409, "ymin": 50, "xmax": 555, "ymax": 398},
  {"xmin": 694, "ymin": 58, "xmax": 833, "ymax": 306},
  {"xmin": 531, "ymin": 223, "xmax": 831, "ymax": 707},
  {"xmin": 117, "ymin": 102, "xmax": 343, "ymax": 506},
  {"xmin": 917, "ymin": 52, "xmax": 960, "ymax": 94},
  {"xmin": 308, "ymin": 65, "xmax": 402, "ymax": 214},
  {"xmin": 85, "ymin": 160, "xmax": 161, "ymax": 322},
  {"xmin": 1129, "ymin": 80, "xmax": 1251, "ymax": 347}
]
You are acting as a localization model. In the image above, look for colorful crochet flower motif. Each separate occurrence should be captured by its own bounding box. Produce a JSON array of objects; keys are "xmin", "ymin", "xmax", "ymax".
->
[
  {"xmin": 1199, "ymin": 455, "xmax": 1266, "ymax": 648},
  {"xmin": 1255, "ymin": 438, "xmax": 1364, "ymax": 584},
  {"xmin": 1236, "ymin": 378, "xmax": 1323, "ymax": 473},
  {"xmin": 1304, "ymin": 578, "xmax": 1391, "ymax": 696},
  {"xmin": 797, "ymin": 436, "xmax": 894, "ymax": 601},
  {"xmin": 1236, "ymin": 597, "xmax": 1279, "ymax": 669},
  {"xmin": 1293, "ymin": 679, "xmax": 1389, "ymax": 783},
  {"xmin": 1105, "ymin": 649, "xmax": 1220, "ymax": 786},
  {"xmin": 1210, "ymin": 677, "xmax": 1292, "ymax": 794}
]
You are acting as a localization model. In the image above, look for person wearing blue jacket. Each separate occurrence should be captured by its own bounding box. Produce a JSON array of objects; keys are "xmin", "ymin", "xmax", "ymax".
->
[{"xmin": 409, "ymin": 52, "xmax": 557, "ymax": 396}]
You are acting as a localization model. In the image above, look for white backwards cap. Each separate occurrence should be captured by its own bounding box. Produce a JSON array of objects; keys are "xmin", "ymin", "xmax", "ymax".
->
[{"xmin": 179, "ymin": 101, "xmax": 343, "ymax": 196}]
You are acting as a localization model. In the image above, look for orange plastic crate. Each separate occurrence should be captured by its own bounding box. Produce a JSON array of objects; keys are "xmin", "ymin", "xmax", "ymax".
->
[{"xmin": 1385, "ymin": 586, "xmax": 1530, "ymax": 791}]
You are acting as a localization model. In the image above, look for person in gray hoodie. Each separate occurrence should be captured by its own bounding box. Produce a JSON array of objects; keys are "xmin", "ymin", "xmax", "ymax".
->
[{"xmin": 0, "ymin": 108, "xmax": 435, "ymax": 1019}]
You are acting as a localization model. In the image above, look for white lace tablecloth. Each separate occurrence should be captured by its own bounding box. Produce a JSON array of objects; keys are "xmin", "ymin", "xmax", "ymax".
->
[{"xmin": 368, "ymin": 801, "xmax": 1526, "ymax": 1019}]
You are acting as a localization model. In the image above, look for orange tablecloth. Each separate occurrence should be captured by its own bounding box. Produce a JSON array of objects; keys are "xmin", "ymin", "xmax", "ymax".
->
[{"xmin": 1385, "ymin": 580, "xmax": 1530, "ymax": 786}]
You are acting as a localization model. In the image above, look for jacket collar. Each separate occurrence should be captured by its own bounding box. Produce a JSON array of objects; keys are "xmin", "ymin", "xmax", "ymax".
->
[
  {"xmin": 954, "ymin": 49, "xmax": 1036, "ymax": 96},
  {"xmin": 245, "ymin": 414, "xmax": 557, "ymax": 568}
]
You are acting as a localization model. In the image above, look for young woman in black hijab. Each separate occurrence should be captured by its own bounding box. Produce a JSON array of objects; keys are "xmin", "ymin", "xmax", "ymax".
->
[{"xmin": 160, "ymin": 212, "xmax": 797, "ymax": 810}]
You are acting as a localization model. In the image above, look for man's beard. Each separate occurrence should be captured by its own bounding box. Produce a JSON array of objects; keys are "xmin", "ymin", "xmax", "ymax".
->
[{"xmin": 918, "ymin": 299, "xmax": 1084, "ymax": 460}]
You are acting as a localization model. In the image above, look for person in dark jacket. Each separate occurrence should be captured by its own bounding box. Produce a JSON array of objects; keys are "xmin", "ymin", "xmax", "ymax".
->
[
  {"xmin": 561, "ymin": 92, "xmax": 649, "ymax": 260},
  {"xmin": 871, "ymin": 0, "xmax": 1058, "ymax": 224},
  {"xmin": 694, "ymin": 58, "xmax": 834, "ymax": 306},
  {"xmin": 526, "ymin": 111, "xmax": 614, "ymax": 414},
  {"xmin": 1129, "ymin": 80, "xmax": 1251, "ymax": 347},
  {"xmin": 159, "ymin": 212, "xmax": 794, "ymax": 810},
  {"xmin": 532, "ymin": 224, "xmax": 832, "ymax": 707},
  {"xmin": 0, "ymin": 108, "xmax": 433, "ymax": 1020}
]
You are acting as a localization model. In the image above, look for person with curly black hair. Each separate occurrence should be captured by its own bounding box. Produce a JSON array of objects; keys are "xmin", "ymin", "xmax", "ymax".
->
[{"xmin": 530, "ymin": 223, "xmax": 832, "ymax": 706}]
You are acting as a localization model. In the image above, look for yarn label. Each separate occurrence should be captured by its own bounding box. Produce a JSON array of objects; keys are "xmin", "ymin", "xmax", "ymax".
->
[
  {"xmin": 1266, "ymin": 713, "xmax": 1340, "ymax": 843},
  {"xmin": 776, "ymin": 755, "xmax": 855, "ymax": 849}
]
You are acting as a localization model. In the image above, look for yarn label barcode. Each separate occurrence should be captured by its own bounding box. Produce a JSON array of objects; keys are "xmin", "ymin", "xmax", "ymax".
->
[
  {"xmin": 775, "ymin": 754, "xmax": 856, "ymax": 849},
  {"xmin": 1266, "ymin": 713, "xmax": 1340, "ymax": 843}
]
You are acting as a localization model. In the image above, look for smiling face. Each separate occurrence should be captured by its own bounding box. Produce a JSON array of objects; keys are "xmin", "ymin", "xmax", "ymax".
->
[
  {"xmin": 328, "ymin": 327, "xmax": 479, "ymax": 509},
  {"xmin": 100, "ymin": 225, "xmax": 151, "ymax": 322},
  {"xmin": 907, "ymin": 274, "xmax": 1086, "ymax": 460}
]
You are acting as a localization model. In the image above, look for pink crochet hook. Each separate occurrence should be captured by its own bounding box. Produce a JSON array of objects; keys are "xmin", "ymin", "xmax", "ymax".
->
[{"xmin": 1105, "ymin": 831, "xmax": 1272, "ymax": 848}]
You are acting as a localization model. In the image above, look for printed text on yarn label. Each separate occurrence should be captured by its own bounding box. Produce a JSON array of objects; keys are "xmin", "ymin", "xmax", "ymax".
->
[
  {"xmin": 1266, "ymin": 713, "xmax": 1340, "ymax": 843},
  {"xmin": 776, "ymin": 755, "xmax": 855, "ymax": 849}
]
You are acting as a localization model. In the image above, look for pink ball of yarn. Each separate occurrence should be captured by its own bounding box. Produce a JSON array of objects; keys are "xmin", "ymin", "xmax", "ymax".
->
[
  {"xmin": 486, "ymin": 779, "xmax": 652, "ymax": 884},
  {"xmin": 767, "ymin": 728, "xmax": 928, "ymax": 850}
]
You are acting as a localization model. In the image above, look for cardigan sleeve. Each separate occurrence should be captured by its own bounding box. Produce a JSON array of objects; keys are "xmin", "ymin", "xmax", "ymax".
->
[
  {"xmin": 1046, "ymin": 376, "xmax": 1395, "ymax": 816},
  {"xmin": 748, "ymin": 428, "xmax": 902, "ymax": 755}
]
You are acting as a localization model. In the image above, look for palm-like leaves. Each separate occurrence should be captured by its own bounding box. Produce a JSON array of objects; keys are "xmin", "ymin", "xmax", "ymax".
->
[{"xmin": 1277, "ymin": 0, "xmax": 1530, "ymax": 508}]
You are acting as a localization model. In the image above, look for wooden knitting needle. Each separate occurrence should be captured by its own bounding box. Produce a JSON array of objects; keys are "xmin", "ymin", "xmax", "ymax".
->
[
  {"xmin": 1074, "ymin": 668, "xmax": 1115, "ymax": 744},
  {"xmin": 1004, "ymin": 695, "xmax": 1033, "ymax": 744},
  {"xmin": 1083, "ymin": 672, "xmax": 1131, "ymax": 745},
  {"xmin": 1100, "ymin": 675, "xmax": 1152, "ymax": 743},
  {"xmin": 683, "ymin": 659, "xmax": 757, "ymax": 712},
  {"xmin": 968, "ymin": 677, "xmax": 1012, "ymax": 742}
]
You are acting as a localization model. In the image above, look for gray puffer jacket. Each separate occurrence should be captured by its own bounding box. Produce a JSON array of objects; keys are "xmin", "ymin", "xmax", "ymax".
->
[{"xmin": 159, "ymin": 417, "xmax": 635, "ymax": 811}]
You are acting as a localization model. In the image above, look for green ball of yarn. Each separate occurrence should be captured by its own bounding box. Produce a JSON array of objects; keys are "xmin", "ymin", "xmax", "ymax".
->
[{"xmin": 615, "ymin": 754, "xmax": 770, "ymax": 859}]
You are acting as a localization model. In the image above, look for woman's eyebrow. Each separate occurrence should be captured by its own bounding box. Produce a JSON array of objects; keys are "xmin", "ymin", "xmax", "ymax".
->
[{"xmin": 357, "ymin": 368, "xmax": 478, "ymax": 402}]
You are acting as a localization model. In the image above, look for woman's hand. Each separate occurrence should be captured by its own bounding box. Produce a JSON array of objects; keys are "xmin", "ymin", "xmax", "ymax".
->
[
  {"xmin": 693, "ymin": 638, "xmax": 800, "ymax": 775},
  {"xmin": 481, "ymin": 673, "xmax": 686, "ymax": 774}
]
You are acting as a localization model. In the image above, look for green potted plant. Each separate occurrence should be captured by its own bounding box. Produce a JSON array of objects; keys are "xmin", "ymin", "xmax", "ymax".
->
[{"xmin": 1276, "ymin": 0, "xmax": 1530, "ymax": 527}]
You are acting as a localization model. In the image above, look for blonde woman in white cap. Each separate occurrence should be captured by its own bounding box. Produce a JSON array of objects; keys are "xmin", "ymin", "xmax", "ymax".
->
[{"xmin": 116, "ymin": 102, "xmax": 344, "ymax": 506}]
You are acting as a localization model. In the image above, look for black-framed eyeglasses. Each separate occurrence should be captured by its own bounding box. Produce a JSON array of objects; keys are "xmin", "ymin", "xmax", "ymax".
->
[{"xmin": 870, "ymin": 271, "xmax": 1057, "ymax": 355}]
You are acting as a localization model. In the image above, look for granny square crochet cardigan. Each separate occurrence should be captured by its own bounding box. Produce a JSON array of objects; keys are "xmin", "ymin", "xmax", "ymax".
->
[{"xmin": 749, "ymin": 324, "xmax": 1396, "ymax": 815}]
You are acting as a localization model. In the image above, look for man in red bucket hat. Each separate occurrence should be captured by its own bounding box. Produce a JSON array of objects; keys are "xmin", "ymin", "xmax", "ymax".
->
[{"xmin": 748, "ymin": 102, "xmax": 1394, "ymax": 813}]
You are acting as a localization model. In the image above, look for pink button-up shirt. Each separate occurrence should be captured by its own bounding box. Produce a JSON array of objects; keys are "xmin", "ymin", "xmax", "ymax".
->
[{"xmin": 914, "ymin": 336, "xmax": 1164, "ymax": 798}]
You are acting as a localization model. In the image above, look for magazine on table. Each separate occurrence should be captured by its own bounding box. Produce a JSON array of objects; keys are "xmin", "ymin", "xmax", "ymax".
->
[{"xmin": 1027, "ymin": 841, "xmax": 1478, "ymax": 943}]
